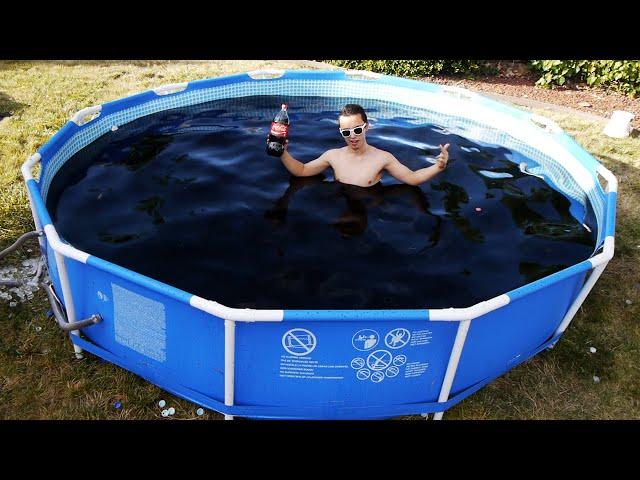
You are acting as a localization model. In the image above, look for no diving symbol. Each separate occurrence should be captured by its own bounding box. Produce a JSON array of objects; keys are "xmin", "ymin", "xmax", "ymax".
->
[
  {"xmin": 353, "ymin": 352, "xmax": 406, "ymax": 384},
  {"xmin": 282, "ymin": 328, "xmax": 317, "ymax": 356},
  {"xmin": 366, "ymin": 350, "xmax": 393, "ymax": 371}
]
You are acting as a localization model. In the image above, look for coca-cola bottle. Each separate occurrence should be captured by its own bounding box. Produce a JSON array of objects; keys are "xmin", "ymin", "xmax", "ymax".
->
[{"xmin": 266, "ymin": 104, "xmax": 289, "ymax": 157}]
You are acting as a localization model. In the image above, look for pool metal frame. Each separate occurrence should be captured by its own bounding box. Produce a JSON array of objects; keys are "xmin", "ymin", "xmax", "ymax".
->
[{"xmin": 21, "ymin": 69, "xmax": 617, "ymax": 419}]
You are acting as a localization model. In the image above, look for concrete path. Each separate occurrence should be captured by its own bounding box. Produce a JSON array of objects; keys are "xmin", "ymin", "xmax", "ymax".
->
[{"xmin": 475, "ymin": 90, "xmax": 607, "ymax": 123}]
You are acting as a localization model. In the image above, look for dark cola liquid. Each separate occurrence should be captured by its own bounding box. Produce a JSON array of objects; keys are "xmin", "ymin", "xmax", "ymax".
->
[
  {"xmin": 266, "ymin": 138, "xmax": 285, "ymax": 157},
  {"xmin": 47, "ymin": 95, "xmax": 597, "ymax": 310}
]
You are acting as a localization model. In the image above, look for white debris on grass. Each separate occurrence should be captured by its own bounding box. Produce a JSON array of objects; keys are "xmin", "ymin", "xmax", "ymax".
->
[
  {"xmin": 593, "ymin": 375, "xmax": 601, "ymax": 383},
  {"xmin": 0, "ymin": 256, "xmax": 48, "ymax": 304},
  {"xmin": 589, "ymin": 347, "xmax": 597, "ymax": 354},
  {"xmin": 625, "ymin": 299, "xmax": 633, "ymax": 305}
]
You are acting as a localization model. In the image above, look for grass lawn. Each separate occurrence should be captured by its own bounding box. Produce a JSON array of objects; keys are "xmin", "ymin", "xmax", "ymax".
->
[{"xmin": 1, "ymin": 61, "xmax": 638, "ymax": 420}]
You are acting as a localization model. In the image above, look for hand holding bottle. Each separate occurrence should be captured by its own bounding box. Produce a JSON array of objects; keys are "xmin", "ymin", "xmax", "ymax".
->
[{"xmin": 266, "ymin": 104, "xmax": 290, "ymax": 157}]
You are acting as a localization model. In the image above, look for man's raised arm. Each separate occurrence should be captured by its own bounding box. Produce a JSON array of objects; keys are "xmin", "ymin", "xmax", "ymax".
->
[
  {"xmin": 280, "ymin": 144, "xmax": 332, "ymax": 177},
  {"xmin": 384, "ymin": 144, "xmax": 449, "ymax": 186}
]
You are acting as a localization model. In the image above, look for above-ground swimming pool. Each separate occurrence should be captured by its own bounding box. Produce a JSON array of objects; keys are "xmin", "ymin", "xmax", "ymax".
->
[{"xmin": 22, "ymin": 69, "xmax": 617, "ymax": 419}]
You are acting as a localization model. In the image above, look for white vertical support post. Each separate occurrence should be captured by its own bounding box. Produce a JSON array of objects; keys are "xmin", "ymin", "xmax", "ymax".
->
[
  {"xmin": 224, "ymin": 319, "xmax": 236, "ymax": 420},
  {"xmin": 553, "ymin": 263, "xmax": 607, "ymax": 337},
  {"xmin": 25, "ymin": 191, "xmax": 45, "ymax": 253},
  {"xmin": 52, "ymin": 251, "xmax": 83, "ymax": 358},
  {"xmin": 433, "ymin": 319, "xmax": 471, "ymax": 420},
  {"xmin": 22, "ymin": 154, "xmax": 46, "ymax": 253},
  {"xmin": 553, "ymin": 232, "xmax": 614, "ymax": 341}
]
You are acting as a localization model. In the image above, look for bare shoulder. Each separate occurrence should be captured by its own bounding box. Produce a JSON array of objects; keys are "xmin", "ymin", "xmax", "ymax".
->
[
  {"xmin": 373, "ymin": 147, "xmax": 397, "ymax": 165},
  {"xmin": 322, "ymin": 148, "xmax": 342, "ymax": 163}
]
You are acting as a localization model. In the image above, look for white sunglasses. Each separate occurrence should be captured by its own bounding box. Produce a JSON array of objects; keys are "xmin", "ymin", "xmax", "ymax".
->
[{"xmin": 339, "ymin": 122, "xmax": 367, "ymax": 137}]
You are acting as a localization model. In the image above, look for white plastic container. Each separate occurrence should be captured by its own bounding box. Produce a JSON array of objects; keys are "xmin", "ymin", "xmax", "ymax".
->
[{"xmin": 603, "ymin": 110, "xmax": 635, "ymax": 138}]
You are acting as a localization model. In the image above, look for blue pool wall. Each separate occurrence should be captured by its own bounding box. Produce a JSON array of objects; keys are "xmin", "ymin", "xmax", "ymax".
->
[{"xmin": 27, "ymin": 70, "xmax": 615, "ymax": 419}]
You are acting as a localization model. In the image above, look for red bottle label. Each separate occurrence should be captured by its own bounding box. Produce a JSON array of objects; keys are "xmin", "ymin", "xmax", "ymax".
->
[{"xmin": 270, "ymin": 122, "xmax": 289, "ymax": 137}]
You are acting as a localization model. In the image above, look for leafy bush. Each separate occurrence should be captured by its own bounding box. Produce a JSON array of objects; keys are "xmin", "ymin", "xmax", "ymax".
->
[
  {"xmin": 529, "ymin": 60, "xmax": 640, "ymax": 98},
  {"xmin": 323, "ymin": 60, "xmax": 488, "ymax": 78}
]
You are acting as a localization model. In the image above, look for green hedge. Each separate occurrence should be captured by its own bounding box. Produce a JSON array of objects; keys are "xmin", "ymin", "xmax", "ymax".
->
[
  {"xmin": 529, "ymin": 60, "xmax": 640, "ymax": 98},
  {"xmin": 323, "ymin": 60, "xmax": 488, "ymax": 78}
]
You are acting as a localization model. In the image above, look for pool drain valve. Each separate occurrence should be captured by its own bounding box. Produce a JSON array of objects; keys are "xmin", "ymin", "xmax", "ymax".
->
[{"xmin": 43, "ymin": 283, "xmax": 103, "ymax": 332}]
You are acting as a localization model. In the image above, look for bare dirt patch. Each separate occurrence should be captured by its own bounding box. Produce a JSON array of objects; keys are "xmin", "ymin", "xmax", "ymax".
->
[{"xmin": 425, "ymin": 66, "xmax": 640, "ymax": 130}]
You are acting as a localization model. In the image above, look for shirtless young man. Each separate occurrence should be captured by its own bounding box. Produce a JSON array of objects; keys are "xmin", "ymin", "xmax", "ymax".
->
[{"xmin": 275, "ymin": 104, "xmax": 450, "ymax": 187}]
